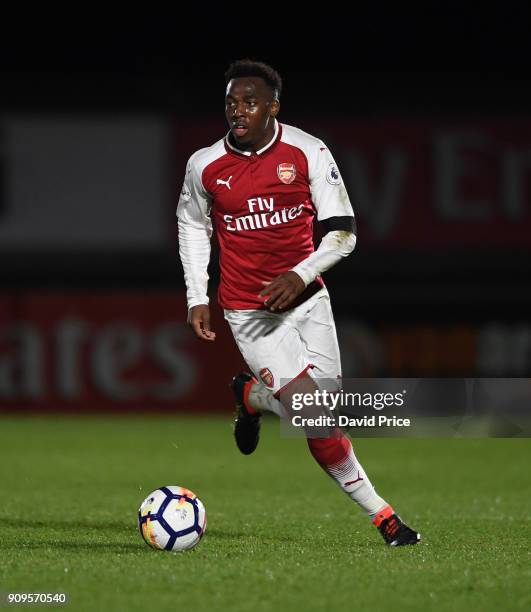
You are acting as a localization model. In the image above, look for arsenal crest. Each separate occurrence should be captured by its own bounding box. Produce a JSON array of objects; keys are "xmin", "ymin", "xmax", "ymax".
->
[
  {"xmin": 259, "ymin": 367, "xmax": 275, "ymax": 388},
  {"xmin": 277, "ymin": 163, "xmax": 296, "ymax": 185}
]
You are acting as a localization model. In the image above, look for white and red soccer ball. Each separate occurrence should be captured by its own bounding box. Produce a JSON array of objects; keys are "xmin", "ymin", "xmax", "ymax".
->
[{"xmin": 138, "ymin": 486, "xmax": 207, "ymax": 552}]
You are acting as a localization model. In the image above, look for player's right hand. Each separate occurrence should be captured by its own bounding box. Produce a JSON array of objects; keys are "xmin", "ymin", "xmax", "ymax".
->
[{"xmin": 188, "ymin": 305, "xmax": 216, "ymax": 342}]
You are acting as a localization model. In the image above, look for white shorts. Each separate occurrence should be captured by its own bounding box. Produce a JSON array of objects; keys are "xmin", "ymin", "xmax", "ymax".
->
[{"xmin": 224, "ymin": 287, "xmax": 342, "ymax": 396}]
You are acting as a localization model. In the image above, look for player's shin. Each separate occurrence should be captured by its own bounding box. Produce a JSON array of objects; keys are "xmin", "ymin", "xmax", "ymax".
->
[
  {"xmin": 306, "ymin": 431, "xmax": 389, "ymax": 519},
  {"xmin": 277, "ymin": 371, "xmax": 389, "ymax": 519}
]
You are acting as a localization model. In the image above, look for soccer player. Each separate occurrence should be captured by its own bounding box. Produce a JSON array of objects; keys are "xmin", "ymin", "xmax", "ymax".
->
[{"xmin": 177, "ymin": 59, "xmax": 420, "ymax": 546}]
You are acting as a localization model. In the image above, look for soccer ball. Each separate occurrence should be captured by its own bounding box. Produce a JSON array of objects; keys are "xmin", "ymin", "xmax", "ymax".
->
[{"xmin": 138, "ymin": 485, "xmax": 207, "ymax": 551}]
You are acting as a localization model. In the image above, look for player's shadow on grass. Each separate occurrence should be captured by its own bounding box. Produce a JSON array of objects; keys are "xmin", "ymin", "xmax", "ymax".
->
[
  {"xmin": 206, "ymin": 528, "xmax": 295, "ymax": 543},
  {"xmin": 5, "ymin": 521, "xmax": 297, "ymax": 548},
  {"xmin": 2, "ymin": 518, "xmax": 133, "ymax": 533},
  {"xmin": 0, "ymin": 541, "xmax": 144, "ymax": 553}
]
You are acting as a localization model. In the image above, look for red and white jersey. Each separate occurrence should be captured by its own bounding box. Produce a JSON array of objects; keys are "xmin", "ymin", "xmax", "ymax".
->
[{"xmin": 177, "ymin": 120, "xmax": 354, "ymax": 310}]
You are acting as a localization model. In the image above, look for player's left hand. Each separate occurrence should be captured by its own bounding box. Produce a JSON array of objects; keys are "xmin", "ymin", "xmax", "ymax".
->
[{"xmin": 259, "ymin": 271, "xmax": 306, "ymax": 312}]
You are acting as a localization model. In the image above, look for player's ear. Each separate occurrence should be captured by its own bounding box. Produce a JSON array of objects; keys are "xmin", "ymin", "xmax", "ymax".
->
[{"xmin": 271, "ymin": 98, "xmax": 280, "ymax": 117}]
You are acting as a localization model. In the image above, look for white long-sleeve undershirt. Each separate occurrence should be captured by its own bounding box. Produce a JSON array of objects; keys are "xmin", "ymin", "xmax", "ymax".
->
[
  {"xmin": 178, "ymin": 219, "xmax": 211, "ymax": 309},
  {"xmin": 290, "ymin": 230, "xmax": 357, "ymax": 287},
  {"xmin": 178, "ymin": 220, "xmax": 356, "ymax": 310}
]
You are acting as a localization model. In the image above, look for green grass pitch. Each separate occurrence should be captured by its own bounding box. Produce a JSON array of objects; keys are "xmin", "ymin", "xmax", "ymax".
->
[{"xmin": 1, "ymin": 416, "xmax": 529, "ymax": 611}]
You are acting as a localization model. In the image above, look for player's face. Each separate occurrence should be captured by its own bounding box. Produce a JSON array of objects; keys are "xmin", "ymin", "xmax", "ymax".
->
[{"xmin": 225, "ymin": 77, "xmax": 279, "ymax": 152}]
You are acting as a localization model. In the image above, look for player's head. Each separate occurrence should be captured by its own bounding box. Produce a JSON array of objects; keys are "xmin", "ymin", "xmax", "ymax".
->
[{"xmin": 225, "ymin": 59, "xmax": 282, "ymax": 151}]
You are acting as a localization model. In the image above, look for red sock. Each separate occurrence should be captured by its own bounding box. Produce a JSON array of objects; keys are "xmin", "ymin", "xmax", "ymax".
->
[
  {"xmin": 306, "ymin": 428, "xmax": 350, "ymax": 467},
  {"xmin": 372, "ymin": 504, "xmax": 394, "ymax": 526},
  {"xmin": 307, "ymin": 428, "xmax": 389, "ymax": 519}
]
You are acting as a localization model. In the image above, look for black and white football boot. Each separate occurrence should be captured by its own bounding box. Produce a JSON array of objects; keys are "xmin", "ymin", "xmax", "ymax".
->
[{"xmin": 378, "ymin": 513, "xmax": 421, "ymax": 546}]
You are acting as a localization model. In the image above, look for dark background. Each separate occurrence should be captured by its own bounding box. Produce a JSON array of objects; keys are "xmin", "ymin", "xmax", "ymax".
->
[
  {"xmin": 3, "ymin": 6, "xmax": 531, "ymax": 112},
  {"xmin": 1, "ymin": 5, "xmax": 530, "ymax": 400}
]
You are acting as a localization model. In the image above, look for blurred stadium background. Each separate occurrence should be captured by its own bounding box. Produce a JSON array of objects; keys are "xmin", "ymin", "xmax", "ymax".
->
[
  {"xmin": 1, "ymin": 9, "xmax": 531, "ymax": 414},
  {"xmin": 2, "ymin": 13, "xmax": 530, "ymax": 611}
]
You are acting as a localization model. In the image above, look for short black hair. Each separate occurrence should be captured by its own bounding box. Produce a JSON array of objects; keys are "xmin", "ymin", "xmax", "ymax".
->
[{"xmin": 225, "ymin": 59, "xmax": 282, "ymax": 99}]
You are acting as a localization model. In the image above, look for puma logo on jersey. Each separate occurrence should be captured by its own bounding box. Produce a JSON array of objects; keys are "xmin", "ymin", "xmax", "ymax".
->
[{"xmin": 216, "ymin": 176, "xmax": 233, "ymax": 190}]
